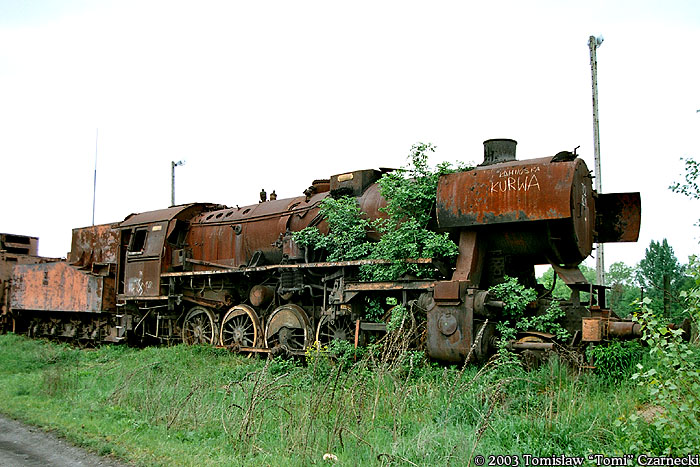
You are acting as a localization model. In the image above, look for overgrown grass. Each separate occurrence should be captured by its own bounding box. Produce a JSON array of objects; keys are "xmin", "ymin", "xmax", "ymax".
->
[{"xmin": 0, "ymin": 334, "xmax": 649, "ymax": 466}]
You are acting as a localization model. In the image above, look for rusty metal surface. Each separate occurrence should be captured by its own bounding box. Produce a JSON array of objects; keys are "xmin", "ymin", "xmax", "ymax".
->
[
  {"xmin": 608, "ymin": 320, "xmax": 642, "ymax": 338},
  {"xmin": 452, "ymin": 231, "xmax": 483, "ymax": 284},
  {"xmin": 582, "ymin": 317, "xmax": 642, "ymax": 342},
  {"xmin": 123, "ymin": 258, "xmax": 161, "ymax": 297},
  {"xmin": 188, "ymin": 192, "xmax": 330, "ymax": 268},
  {"xmin": 186, "ymin": 176, "xmax": 389, "ymax": 269},
  {"xmin": 510, "ymin": 342, "xmax": 554, "ymax": 350},
  {"xmin": 481, "ymin": 139, "xmax": 517, "ymax": 166},
  {"xmin": 121, "ymin": 203, "xmax": 221, "ymax": 228},
  {"xmin": 1, "ymin": 251, "xmax": 61, "ymax": 315},
  {"xmin": 343, "ymin": 280, "xmax": 435, "ymax": 292},
  {"xmin": 68, "ymin": 223, "xmax": 119, "ymax": 269},
  {"xmin": 595, "ymin": 192, "xmax": 641, "ymax": 243},
  {"xmin": 2, "ymin": 148, "xmax": 643, "ymax": 362},
  {"xmin": 11, "ymin": 261, "xmax": 115, "ymax": 312},
  {"xmin": 249, "ymin": 285, "xmax": 275, "ymax": 307},
  {"xmin": 0, "ymin": 233, "xmax": 38, "ymax": 255},
  {"xmin": 437, "ymin": 156, "xmax": 596, "ymax": 264},
  {"xmin": 356, "ymin": 183, "xmax": 389, "ymax": 241},
  {"xmin": 118, "ymin": 204, "xmax": 219, "ymax": 300},
  {"xmin": 581, "ymin": 317, "xmax": 602, "ymax": 341},
  {"xmin": 120, "ymin": 222, "xmax": 167, "ymax": 298},
  {"xmin": 330, "ymin": 169, "xmax": 382, "ymax": 197},
  {"xmin": 161, "ymin": 258, "xmax": 434, "ymax": 277},
  {"xmin": 433, "ymin": 280, "xmax": 461, "ymax": 301},
  {"xmin": 437, "ymin": 157, "xmax": 589, "ymax": 228},
  {"xmin": 552, "ymin": 264, "xmax": 589, "ymax": 285},
  {"xmin": 427, "ymin": 303, "xmax": 473, "ymax": 362}
]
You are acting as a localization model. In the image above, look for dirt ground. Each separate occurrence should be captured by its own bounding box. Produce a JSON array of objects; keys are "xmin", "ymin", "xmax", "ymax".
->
[{"xmin": 0, "ymin": 414, "xmax": 130, "ymax": 467}]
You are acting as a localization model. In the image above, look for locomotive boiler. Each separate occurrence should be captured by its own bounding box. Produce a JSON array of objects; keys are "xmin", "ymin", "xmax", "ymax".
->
[{"xmin": 4, "ymin": 139, "xmax": 642, "ymax": 362}]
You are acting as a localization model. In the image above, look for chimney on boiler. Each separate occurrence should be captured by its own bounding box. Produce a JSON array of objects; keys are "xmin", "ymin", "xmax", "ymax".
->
[{"xmin": 481, "ymin": 139, "xmax": 517, "ymax": 166}]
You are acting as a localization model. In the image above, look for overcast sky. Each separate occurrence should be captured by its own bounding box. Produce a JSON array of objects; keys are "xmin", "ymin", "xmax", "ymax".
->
[{"xmin": 1, "ymin": 0, "xmax": 699, "ymax": 273}]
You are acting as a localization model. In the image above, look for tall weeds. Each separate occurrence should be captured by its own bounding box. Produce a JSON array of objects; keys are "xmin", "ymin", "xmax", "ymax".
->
[{"xmin": 0, "ymin": 333, "xmax": 649, "ymax": 466}]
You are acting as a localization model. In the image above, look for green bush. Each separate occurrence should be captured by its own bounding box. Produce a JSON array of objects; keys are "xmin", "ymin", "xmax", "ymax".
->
[
  {"xmin": 293, "ymin": 142, "xmax": 466, "ymax": 281},
  {"xmin": 586, "ymin": 340, "xmax": 643, "ymax": 380},
  {"xmin": 618, "ymin": 298, "xmax": 700, "ymax": 455}
]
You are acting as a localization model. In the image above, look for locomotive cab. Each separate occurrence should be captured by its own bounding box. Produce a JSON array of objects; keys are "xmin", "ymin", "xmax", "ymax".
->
[{"xmin": 116, "ymin": 204, "xmax": 220, "ymax": 300}]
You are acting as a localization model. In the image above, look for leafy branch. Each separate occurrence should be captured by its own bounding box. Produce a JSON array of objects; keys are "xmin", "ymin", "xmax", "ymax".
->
[{"xmin": 293, "ymin": 143, "xmax": 469, "ymax": 281}]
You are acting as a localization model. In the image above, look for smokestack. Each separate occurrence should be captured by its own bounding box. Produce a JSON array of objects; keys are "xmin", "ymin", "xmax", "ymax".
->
[{"xmin": 482, "ymin": 139, "xmax": 517, "ymax": 166}]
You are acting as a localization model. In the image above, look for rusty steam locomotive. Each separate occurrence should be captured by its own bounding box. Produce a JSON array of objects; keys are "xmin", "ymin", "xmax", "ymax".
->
[{"xmin": 0, "ymin": 139, "xmax": 642, "ymax": 362}]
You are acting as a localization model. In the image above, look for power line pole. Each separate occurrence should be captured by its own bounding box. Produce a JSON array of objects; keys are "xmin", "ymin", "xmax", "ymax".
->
[
  {"xmin": 171, "ymin": 160, "xmax": 185, "ymax": 206},
  {"xmin": 92, "ymin": 128, "xmax": 98, "ymax": 226},
  {"xmin": 589, "ymin": 35, "xmax": 605, "ymax": 287}
]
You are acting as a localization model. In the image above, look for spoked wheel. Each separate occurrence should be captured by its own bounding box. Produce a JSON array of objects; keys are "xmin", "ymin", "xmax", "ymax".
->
[
  {"xmin": 315, "ymin": 314, "xmax": 355, "ymax": 346},
  {"xmin": 182, "ymin": 306, "xmax": 218, "ymax": 345},
  {"xmin": 219, "ymin": 304, "xmax": 261, "ymax": 349},
  {"xmin": 264, "ymin": 304, "xmax": 312, "ymax": 352}
]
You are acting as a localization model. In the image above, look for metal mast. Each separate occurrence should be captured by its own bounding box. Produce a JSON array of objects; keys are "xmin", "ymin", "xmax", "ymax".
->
[
  {"xmin": 589, "ymin": 35, "xmax": 605, "ymax": 287},
  {"xmin": 171, "ymin": 160, "xmax": 185, "ymax": 206},
  {"xmin": 92, "ymin": 128, "xmax": 98, "ymax": 226}
]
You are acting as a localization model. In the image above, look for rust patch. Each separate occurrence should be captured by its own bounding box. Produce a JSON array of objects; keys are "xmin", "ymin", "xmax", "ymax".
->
[
  {"xmin": 437, "ymin": 157, "xmax": 583, "ymax": 228},
  {"xmin": 69, "ymin": 223, "xmax": 119, "ymax": 269},
  {"xmin": 11, "ymin": 262, "xmax": 114, "ymax": 312}
]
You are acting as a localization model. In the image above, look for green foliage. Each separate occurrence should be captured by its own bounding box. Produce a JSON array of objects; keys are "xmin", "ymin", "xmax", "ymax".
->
[
  {"xmin": 386, "ymin": 304, "xmax": 407, "ymax": 332},
  {"xmin": 519, "ymin": 301, "xmax": 570, "ymax": 341},
  {"xmin": 618, "ymin": 298, "xmax": 700, "ymax": 455},
  {"xmin": 489, "ymin": 277, "xmax": 569, "ymax": 370},
  {"xmin": 537, "ymin": 262, "xmax": 646, "ymax": 318},
  {"xmin": 361, "ymin": 143, "xmax": 463, "ymax": 281},
  {"xmin": 488, "ymin": 276, "xmax": 538, "ymax": 320},
  {"xmin": 670, "ymin": 157, "xmax": 700, "ymax": 201},
  {"xmin": 362, "ymin": 219, "xmax": 459, "ymax": 280},
  {"xmin": 294, "ymin": 142, "xmax": 465, "ymax": 281},
  {"xmin": 680, "ymin": 255, "xmax": 700, "ymax": 343},
  {"xmin": 375, "ymin": 142, "xmax": 441, "ymax": 225},
  {"xmin": 396, "ymin": 349, "xmax": 428, "ymax": 379},
  {"xmin": 636, "ymin": 239, "xmax": 691, "ymax": 322},
  {"xmin": 328, "ymin": 339, "xmax": 364, "ymax": 369},
  {"xmin": 607, "ymin": 261, "xmax": 642, "ymax": 317},
  {"xmin": 362, "ymin": 297, "xmax": 386, "ymax": 322},
  {"xmin": 268, "ymin": 355, "xmax": 297, "ymax": 376},
  {"xmin": 586, "ymin": 340, "xmax": 644, "ymax": 380},
  {"xmin": 0, "ymin": 334, "xmax": 658, "ymax": 465},
  {"xmin": 304, "ymin": 340, "xmax": 328, "ymax": 367},
  {"xmin": 292, "ymin": 195, "xmax": 371, "ymax": 261},
  {"xmin": 670, "ymin": 156, "xmax": 700, "ymax": 228},
  {"xmin": 607, "ymin": 261, "xmax": 634, "ymax": 286}
]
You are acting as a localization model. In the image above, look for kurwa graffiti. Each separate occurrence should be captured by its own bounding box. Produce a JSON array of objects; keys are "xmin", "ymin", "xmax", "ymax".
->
[{"xmin": 490, "ymin": 174, "xmax": 541, "ymax": 193}]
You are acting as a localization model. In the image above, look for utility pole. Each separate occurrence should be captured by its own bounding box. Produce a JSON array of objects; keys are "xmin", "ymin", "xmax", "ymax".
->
[
  {"xmin": 92, "ymin": 128, "xmax": 98, "ymax": 226},
  {"xmin": 589, "ymin": 35, "xmax": 605, "ymax": 287},
  {"xmin": 171, "ymin": 160, "xmax": 185, "ymax": 206}
]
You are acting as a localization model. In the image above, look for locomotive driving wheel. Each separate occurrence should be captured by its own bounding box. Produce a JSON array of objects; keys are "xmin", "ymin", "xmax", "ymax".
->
[
  {"xmin": 219, "ymin": 304, "xmax": 261, "ymax": 349},
  {"xmin": 182, "ymin": 306, "xmax": 218, "ymax": 345},
  {"xmin": 315, "ymin": 314, "xmax": 355, "ymax": 346},
  {"xmin": 264, "ymin": 304, "xmax": 311, "ymax": 352}
]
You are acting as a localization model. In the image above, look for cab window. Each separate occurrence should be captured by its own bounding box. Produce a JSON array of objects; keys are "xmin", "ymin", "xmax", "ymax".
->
[{"xmin": 128, "ymin": 229, "xmax": 148, "ymax": 255}]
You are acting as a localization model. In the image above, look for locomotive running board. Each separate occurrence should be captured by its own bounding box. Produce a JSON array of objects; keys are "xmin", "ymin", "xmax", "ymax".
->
[{"xmin": 161, "ymin": 258, "xmax": 434, "ymax": 278}]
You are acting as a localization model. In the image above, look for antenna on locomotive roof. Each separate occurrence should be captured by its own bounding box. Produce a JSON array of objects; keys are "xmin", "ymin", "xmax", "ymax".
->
[{"xmin": 92, "ymin": 128, "xmax": 98, "ymax": 226}]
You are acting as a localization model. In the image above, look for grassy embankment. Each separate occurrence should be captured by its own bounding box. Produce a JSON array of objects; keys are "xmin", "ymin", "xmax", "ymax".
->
[{"xmin": 0, "ymin": 334, "xmax": 646, "ymax": 466}]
